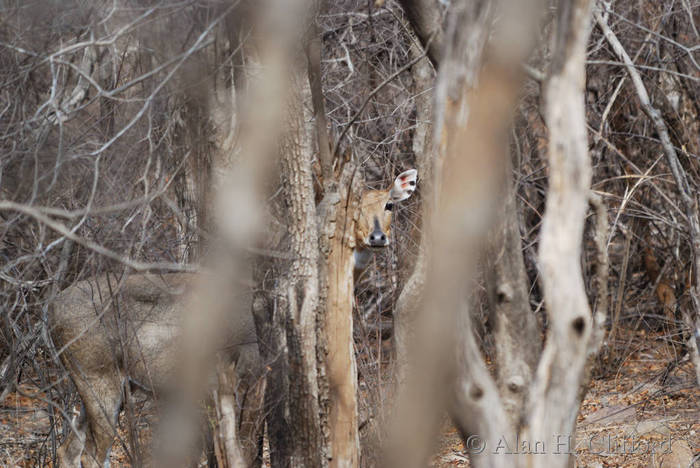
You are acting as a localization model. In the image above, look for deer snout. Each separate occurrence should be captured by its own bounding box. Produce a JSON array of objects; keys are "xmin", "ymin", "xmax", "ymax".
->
[
  {"xmin": 368, "ymin": 231, "xmax": 388, "ymax": 247},
  {"xmin": 367, "ymin": 217, "xmax": 389, "ymax": 248}
]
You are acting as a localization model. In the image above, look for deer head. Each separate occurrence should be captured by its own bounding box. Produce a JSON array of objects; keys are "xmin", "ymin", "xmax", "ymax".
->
[{"xmin": 354, "ymin": 169, "xmax": 417, "ymax": 270}]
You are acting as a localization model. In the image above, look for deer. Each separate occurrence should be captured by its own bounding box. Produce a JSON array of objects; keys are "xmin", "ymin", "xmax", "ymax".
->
[
  {"xmin": 50, "ymin": 272, "xmax": 263, "ymax": 468},
  {"xmin": 353, "ymin": 168, "xmax": 417, "ymax": 275},
  {"xmin": 49, "ymin": 168, "xmax": 417, "ymax": 468}
]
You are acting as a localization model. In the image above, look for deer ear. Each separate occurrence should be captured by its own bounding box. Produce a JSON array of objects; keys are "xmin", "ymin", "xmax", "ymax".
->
[{"xmin": 389, "ymin": 169, "xmax": 418, "ymax": 202}]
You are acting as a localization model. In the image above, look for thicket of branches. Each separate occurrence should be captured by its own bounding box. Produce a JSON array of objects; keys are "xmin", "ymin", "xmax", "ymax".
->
[{"xmin": 0, "ymin": 0, "xmax": 698, "ymax": 466}]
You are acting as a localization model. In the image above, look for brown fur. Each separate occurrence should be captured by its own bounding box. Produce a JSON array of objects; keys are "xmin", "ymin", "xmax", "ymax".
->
[
  {"xmin": 355, "ymin": 189, "xmax": 393, "ymax": 249},
  {"xmin": 50, "ymin": 273, "xmax": 261, "ymax": 468}
]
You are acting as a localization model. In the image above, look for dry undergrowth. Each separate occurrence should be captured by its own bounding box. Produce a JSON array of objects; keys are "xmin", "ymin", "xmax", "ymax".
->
[{"xmin": 1, "ymin": 329, "xmax": 698, "ymax": 467}]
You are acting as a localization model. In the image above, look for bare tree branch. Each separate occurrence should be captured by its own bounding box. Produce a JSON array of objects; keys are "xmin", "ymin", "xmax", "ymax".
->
[{"xmin": 594, "ymin": 5, "xmax": 700, "ymax": 385}]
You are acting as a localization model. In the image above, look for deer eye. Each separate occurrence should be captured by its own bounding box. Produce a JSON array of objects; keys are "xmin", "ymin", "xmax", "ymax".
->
[{"xmin": 384, "ymin": 202, "xmax": 394, "ymax": 211}]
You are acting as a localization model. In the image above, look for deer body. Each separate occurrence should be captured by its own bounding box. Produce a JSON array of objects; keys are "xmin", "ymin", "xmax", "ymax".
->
[
  {"xmin": 50, "ymin": 169, "xmax": 416, "ymax": 468},
  {"xmin": 50, "ymin": 273, "xmax": 261, "ymax": 468}
]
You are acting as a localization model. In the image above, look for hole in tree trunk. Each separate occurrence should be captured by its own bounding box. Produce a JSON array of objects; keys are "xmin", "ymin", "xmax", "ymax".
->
[{"xmin": 470, "ymin": 385, "xmax": 484, "ymax": 400}]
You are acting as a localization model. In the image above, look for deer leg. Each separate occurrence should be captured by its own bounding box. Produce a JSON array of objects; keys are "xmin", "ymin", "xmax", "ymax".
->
[
  {"xmin": 56, "ymin": 405, "xmax": 87, "ymax": 468},
  {"xmin": 73, "ymin": 375, "xmax": 124, "ymax": 468}
]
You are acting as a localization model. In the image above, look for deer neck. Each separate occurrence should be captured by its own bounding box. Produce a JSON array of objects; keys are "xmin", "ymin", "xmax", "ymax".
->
[{"xmin": 353, "ymin": 247, "xmax": 373, "ymax": 273}]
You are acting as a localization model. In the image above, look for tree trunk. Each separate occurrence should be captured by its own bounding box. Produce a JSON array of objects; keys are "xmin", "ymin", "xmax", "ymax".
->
[
  {"xmin": 321, "ymin": 163, "xmax": 363, "ymax": 468},
  {"xmin": 520, "ymin": 2, "xmax": 595, "ymax": 467},
  {"xmin": 273, "ymin": 68, "xmax": 326, "ymax": 467},
  {"xmin": 393, "ymin": 39, "xmax": 434, "ymax": 388},
  {"xmin": 386, "ymin": 1, "xmax": 544, "ymax": 466},
  {"xmin": 485, "ymin": 156, "xmax": 540, "ymax": 425}
]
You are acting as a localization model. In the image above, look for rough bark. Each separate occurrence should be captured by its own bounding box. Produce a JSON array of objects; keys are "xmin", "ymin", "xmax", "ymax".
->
[
  {"xmin": 520, "ymin": 2, "xmax": 595, "ymax": 468},
  {"xmin": 275, "ymin": 69, "xmax": 325, "ymax": 467},
  {"xmin": 257, "ymin": 7, "xmax": 370, "ymax": 465}
]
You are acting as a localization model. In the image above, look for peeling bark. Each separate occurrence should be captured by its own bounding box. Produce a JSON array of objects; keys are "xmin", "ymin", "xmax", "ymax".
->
[
  {"xmin": 213, "ymin": 361, "xmax": 246, "ymax": 468},
  {"xmin": 320, "ymin": 164, "xmax": 363, "ymax": 468}
]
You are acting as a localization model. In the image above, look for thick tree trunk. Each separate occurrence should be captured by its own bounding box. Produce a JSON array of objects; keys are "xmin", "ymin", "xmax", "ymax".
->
[
  {"xmin": 519, "ymin": 2, "xmax": 595, "ymax": 468},
  {"xmin": 386, "ymin": 1, "xmax": 544, "ymax": 466},
  {"xmin": 273, "ymin": 69, "xmax": 325, "ymax": 467},
  {"xmin": 256, "ymin": 9, "xmax": 369, "ymax": 466}
]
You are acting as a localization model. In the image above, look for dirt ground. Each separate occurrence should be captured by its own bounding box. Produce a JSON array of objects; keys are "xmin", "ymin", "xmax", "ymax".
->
[
  {"xmin": 1, "ymin": 330, "xmax": 698, "ymax": 467},
  {"xmin": 431, "ymin": 331, "xmax": 700, "ymax": 468}
]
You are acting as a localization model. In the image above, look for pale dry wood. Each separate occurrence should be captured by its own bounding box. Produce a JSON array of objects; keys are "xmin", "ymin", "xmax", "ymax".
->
[
  {"xmin": 323, "ymin": 166, "xmax": 363, "ymax": 468},
  {"xmin": 387, "ymin": 0, "xmax": 545, "ymax": 466},
  {"xmin": 486, "ymin": 154, "xmax": 540, "ymax": 426},
  {"xmin": 520, "ymin": 2, "xmax": 596, "ymax": 468}
]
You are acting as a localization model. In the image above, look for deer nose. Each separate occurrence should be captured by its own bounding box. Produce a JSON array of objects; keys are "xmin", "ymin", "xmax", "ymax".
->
[
  {"xmin": 368, "ymin": 217, "xmax": 388, "ymax": 247},
  {"xmin": 368, "ymin": 231, "xmax": 388, "ymax": 247}
]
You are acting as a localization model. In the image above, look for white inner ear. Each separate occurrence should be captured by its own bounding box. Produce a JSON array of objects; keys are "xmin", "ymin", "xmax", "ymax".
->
[{"xmin": 390, "ymin": 169, "xmax": 417, "ymax": 202}]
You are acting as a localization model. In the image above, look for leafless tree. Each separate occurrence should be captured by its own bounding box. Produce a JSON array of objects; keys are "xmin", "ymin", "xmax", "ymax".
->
[{"xmin": 1, "ymin": 0, "xmax": 699, "ymax": 467}]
